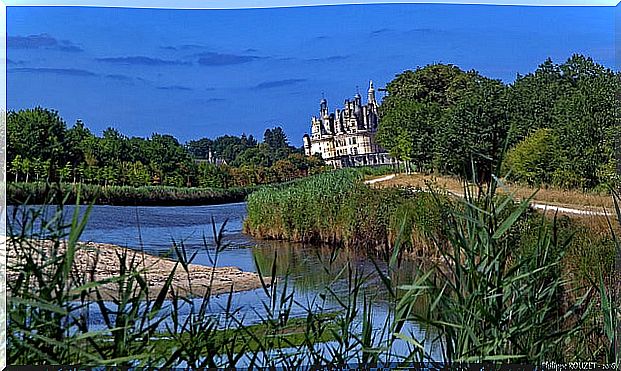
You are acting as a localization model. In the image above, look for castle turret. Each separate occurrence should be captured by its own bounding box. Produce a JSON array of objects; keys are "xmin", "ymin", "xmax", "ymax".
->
[
  {"xmin": 320, "ymin": 98, "xmax": 328, "ymax": 117},
  {"xmin": 303, "ymin": 134, "xmax": 311, "ymax": 156},
  {"xmin": 368, "ymin": 80, "xmax": 376, "ymax": 105}
]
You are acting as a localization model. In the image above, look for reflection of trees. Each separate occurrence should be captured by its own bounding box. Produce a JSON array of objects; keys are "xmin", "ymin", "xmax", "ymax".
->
[{"xmin": 251, "ymin": 242, "xmax": 423, "ymax": 303}]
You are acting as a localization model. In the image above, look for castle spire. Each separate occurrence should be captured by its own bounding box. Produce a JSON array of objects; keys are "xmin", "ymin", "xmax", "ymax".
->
[{"xmin": 367, "ymin": 80, "xmax": 376, "ymax": 104}]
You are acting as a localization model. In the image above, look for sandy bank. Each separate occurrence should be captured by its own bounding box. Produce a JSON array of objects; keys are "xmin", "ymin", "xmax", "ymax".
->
[{"xmin": 7, "ymin": 238, "xmax": 266, "ymax": 299}]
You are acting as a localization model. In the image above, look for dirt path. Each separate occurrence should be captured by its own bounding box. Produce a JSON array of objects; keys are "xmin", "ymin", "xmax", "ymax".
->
[
  {"xmin": 363, "ymin": 174, "xmax": 396, "ymax": 185},
  {"xmin": 7, "ymin": 238, "xmax": 266, "ymax": 298},
  {"xmin": 366, "ymin": 174, "xmax": 613, "ymax": 217}
]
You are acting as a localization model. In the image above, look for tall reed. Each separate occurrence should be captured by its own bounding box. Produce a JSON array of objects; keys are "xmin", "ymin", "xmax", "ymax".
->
[{"xmin": 7, "ymin": 191, "xmax": 416, "ymax": 367}]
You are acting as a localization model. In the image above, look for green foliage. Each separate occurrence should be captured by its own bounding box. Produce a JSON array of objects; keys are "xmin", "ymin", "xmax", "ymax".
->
[
  {"xmin": 376, "ymin": 100, "xmax": 440, "ymax": 172},
  {"xmin": 504, "ymin": 128, "xmax": 561, "ymax": 185},
  {"xmin": 436, "ymin": 77, "xmax": 507, "ymax": 182},
  {"xmin": 506, "ymin": 54, "xmax": 620, "ymax": 190},
  {"xmin": 8, "ymin": 111, "xmax": 323, "ymax": 193},
  {"xmin": 7, "ymin": 182, "xmax": 256, "ymax": 206},
  {"xmin": 393, "ymin": 177, "xmax": 600, "ymax": 363},
  {"xmin": 378, "ymin": 55, "xmax": 619, "ymax": 190},
  {"xmin": 7, "ymin": 107, "xmax": 67, "ymax": 171}
]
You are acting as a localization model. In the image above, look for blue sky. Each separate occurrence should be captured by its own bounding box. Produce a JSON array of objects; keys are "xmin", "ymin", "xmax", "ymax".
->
[{"xmin": 7, "ymin": 4, "xmax": 618, "ymax": 146}]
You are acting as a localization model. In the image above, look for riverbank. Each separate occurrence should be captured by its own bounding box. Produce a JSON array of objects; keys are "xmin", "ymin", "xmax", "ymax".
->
[
  {"xmin": 245, "ymin": 169, "xmax": 617, "ymax": 291},
  {"xmin": 244, "ymin": 169, "xmax": 620, "ymax": 362},
  {"xmin": 7, "ymin": 238, "xmax": 265, "ymax": 298},
  {"xmin": 7, "ymin": 182, "xmax": 258, "ymax": 206}
]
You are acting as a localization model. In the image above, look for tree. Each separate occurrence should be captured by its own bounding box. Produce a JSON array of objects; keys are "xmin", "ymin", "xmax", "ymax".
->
[
  {"xmin": 233, "ymin": 145, "xmax": 273, "ymax": 167},
  {"xmin": 186, "ymin": 137, "xmax": 213, "ymax": 159},
  {"xmin": 264, "ymin": 127, "xmax": 289, "ymax": 149},
  {"xmin": 436, "ymin": 77, "xmax": 508, "ymax": 182},
  {"xmin": 65, "ymin": 119, "xmax": 95, "ymax": 166},
  {"xmin": 377, "ymin": 100, "xmax": 440, "ymax": 172},
  {"xmin": 504, "ymin": 128, "xmax": 560, "ymax": 186},
  {"xmin": 58, "ymin": 162, "xmax": 72, "ymax": 183},
  {"xmin": 99, "ymin": 127, "xmax": 129, "ymax": 165},
  {"xmin": 506, "ymin": 58, "xmax": 567, "ymax": 146},
  {"xmin": 7, "ymin": 107, "xmax": 67, "ymax": 170},
  {"xmin": 10, "ymin": 155, "xmax": 22, "ymax": 182},
  {"xmin": 272, "ymin": 158, "xmax": 298, "ymax": 182}
]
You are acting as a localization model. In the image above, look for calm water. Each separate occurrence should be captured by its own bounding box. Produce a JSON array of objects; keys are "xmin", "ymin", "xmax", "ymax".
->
[{"xmin": 8, "ymin": 202, "xmax": 439, "ymax": 361}]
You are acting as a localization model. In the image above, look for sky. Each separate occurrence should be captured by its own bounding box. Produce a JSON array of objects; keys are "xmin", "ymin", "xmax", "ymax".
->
[{"xmin": 7, "ymin": 4, "xmax": 618, "ymax": 146}]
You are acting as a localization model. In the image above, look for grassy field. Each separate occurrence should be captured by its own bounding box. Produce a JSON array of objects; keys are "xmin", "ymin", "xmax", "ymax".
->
[{"xmin": 372, "ymin": 173, "xmax": 615, "ymax": 213}]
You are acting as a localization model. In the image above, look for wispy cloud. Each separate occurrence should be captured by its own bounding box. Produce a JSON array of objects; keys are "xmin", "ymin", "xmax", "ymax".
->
[
  {"xmin": 197, "ymin": 52, "xmax": 262, "ymax": 66},
  {"xmin": 161, "ymin": 44, "xmax": 208, "ymax": 51},
  {"xmin": 254, "ymin": 78, "xmax": 306, "ymax": 90},
  {"xmin": 105, "ymin": 74, "xmax": 133, "ymax": 81},
  {"xmin": 307, "ymin": 55, "xmax": 349, "ymax": 62},
  {"xmin": 205, "ymin": 98, "xmax": 225, "ymax": 103},
  {"xmin": 9, "ymin": 67, "xmax": 97, "ymax": 76},
  {"xmin": 8, "ymin": 33, "xmax": 84, "ymax": 52},
  {"xmin": 157, "ymin": 85, "xmax": 193, "ymax": 91},
  {"xmin": 57, "ymin": 45, "xmax": 84, "ymax": 52},
  {"xmin": 404, "ymin": 28, "xmax": 446, "ymax": 36},
  {"xmin": 7, "ymin": 59, "xmax": 26, "ymax": 65},
  {"xmin": 96, "ymin": 56, "xmax": 191, "ymax": 66},
  {"xmin": 370, "ymin": 28, "xmax": 391, "ymax": 36}
]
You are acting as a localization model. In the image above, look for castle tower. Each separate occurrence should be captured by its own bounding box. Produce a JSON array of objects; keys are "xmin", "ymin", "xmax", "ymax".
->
[
  {"xmin": 354, "ymin": 86, "xmax": 362, "ymax": 107},
  {"xmin": 368, "ymin": 80, "xmax": 376, "ymax": 105},
  {"xmin": 320, "ymin": 98, "xmax": 328, "ymax": 117},
  {"xmin": 303, "ymin": 134, "xmax": 311, "ymax": 156}
]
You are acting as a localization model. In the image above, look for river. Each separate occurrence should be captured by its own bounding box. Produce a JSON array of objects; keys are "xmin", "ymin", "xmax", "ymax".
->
[{"xmin": 8, "ymin": 202, "xmax": 440, "ymax": 362}]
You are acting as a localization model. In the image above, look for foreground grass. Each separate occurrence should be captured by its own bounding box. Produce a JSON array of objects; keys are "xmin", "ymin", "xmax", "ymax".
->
[
  {"xmin": 7, "ymin": 197, "xmax": 414, "ymax": 367},
  {"xmin": 246, "ymin": 169, "xmax": 620, "ymax": 363},
  {"xmin": 8, "ymin": 169, "xmax": 619, "ymax": 366}
]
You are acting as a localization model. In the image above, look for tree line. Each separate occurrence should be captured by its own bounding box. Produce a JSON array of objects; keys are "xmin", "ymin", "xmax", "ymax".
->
[
  {"xmin": 376, "ymin": 54, "xmax": 620, "ymax": 191},
  {"xmin": 7, "ymin": 109, "xmax": 325, "ymax": 188}
]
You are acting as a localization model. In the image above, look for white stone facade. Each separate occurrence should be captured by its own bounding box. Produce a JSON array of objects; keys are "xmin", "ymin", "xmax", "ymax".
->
[{"xmin": 303, "ymin": 81, "xmax": 393, "ymax": 168}]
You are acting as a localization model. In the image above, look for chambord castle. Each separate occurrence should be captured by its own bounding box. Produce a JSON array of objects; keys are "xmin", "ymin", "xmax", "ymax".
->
[{"xmin": 303, "ymin": 81, "xmax": 393, "ymax": 168}]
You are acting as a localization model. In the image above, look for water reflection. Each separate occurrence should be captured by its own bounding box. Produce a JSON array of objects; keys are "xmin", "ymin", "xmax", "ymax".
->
[
  {"xmin": 8, "ymin": 202, "xmax": 442, "ymax": 361},
  {"xmin": 252, "ymin": 241, "xmax": 421, "ymax": 301}
]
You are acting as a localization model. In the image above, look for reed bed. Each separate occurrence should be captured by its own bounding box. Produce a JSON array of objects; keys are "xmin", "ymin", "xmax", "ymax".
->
[
  {"xmin": 8, "ymin": 182, "xmax": 258, "ymax": 206},
  {"xmin": 245, "ymin": 168, "xmax": 620, "ymax": 363},
  {"xmin": 244, "ymin": 169, "xmax": 418, "ymax": 255},
  {"xmin": 7, "ymin": 170, "xmax": 619, "ymax": 366}
]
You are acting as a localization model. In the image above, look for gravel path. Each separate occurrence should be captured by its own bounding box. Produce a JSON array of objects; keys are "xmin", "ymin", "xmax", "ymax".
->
[{"xmin": 366, "ymin": 174, "xmax": 612, "ymax": 217}]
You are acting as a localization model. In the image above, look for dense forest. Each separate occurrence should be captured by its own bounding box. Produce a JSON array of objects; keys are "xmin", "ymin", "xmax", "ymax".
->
[
  {"xmin": 7, "ymin": 111, "xmax": 325, "ymax": 188},
  {"xmin": 377, "ymin": 54, "xmax": 620, "ymax": 191}
]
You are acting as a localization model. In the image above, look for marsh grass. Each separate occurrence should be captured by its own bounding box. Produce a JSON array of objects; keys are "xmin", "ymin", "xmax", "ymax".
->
[
  {"xmin": 7, "ymin": 169, "xmax": 619, "ymax": 366},
  {"xmin": 246, "ymin": 167, "xmax": 620, "ymax": 364},
  {"xmin": 8, "ymin": 181, "xmax": 257, "ymax": 206},
  {"xmin": 6, "ymin": 187, "xmax": 422, "ymax": 367}
]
